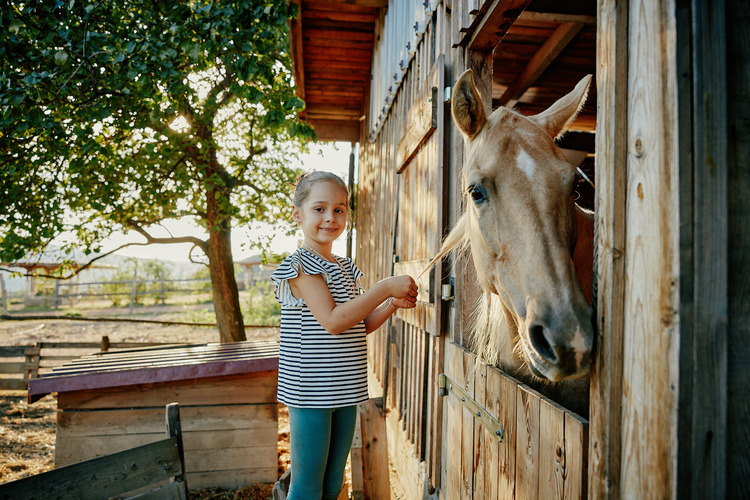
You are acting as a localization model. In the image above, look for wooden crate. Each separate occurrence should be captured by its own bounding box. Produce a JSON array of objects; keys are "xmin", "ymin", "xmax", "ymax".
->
[{"xmin": 29, "ymin": 340, "xmax": 279, "ymax": 490}]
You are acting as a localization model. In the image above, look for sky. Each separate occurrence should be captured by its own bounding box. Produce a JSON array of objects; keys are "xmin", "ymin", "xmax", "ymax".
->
[{"xmin": 100, "ymin": 141, "xmax": 357, "ymax": 264}]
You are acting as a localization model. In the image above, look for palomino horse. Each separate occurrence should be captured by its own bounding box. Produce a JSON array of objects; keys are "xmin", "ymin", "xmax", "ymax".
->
[{"xmin": 427, "ymin": 70, "xmax": 595, "ymax": 417}]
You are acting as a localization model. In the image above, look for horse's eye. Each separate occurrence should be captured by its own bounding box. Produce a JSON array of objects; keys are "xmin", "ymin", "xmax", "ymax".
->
[{"xmin": 468, "ymin": 184, "xmax": 487, "ymax": 205}]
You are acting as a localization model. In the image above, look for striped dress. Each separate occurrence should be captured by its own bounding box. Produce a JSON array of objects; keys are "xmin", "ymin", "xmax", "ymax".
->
[{"xmin": 270, "ymin": 248, "xmax": 369, "ymax": 408}]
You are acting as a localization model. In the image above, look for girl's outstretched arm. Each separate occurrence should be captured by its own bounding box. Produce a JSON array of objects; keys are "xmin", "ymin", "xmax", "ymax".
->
[{"xmin": 289, "ymin": 273, "xmax": 417, "ymax": 335}]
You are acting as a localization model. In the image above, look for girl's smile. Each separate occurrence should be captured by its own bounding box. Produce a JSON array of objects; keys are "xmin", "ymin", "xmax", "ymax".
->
[{"xmin": 293, "ymin": 180, "xmax": 348, "ymax": 257}]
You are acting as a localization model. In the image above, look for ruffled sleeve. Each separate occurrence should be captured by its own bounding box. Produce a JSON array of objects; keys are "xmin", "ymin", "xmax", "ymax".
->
[
  {"xmin": 271, "ymin": 249, "xmax": 333, "ymax": 307},
  {"xmin": 339, "ymin": 257, "xmax": 365, "ymax": 294}
]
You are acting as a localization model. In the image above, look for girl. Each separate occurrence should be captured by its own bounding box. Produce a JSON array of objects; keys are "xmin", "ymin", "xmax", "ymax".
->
[{"xmin": 271, "ymin": 171, "xmax": 418, "ymax": 500}]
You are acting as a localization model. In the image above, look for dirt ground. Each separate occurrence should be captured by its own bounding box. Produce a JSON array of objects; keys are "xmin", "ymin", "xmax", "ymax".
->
[{"xmin": 0, "ymin": 304, "xmax": 287, "ymax": 499}]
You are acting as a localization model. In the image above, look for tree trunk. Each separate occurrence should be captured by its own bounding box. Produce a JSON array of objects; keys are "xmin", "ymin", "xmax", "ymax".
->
[{"xmin": 206, "ymin": 224, "xmax": 246, "ymax": 343}]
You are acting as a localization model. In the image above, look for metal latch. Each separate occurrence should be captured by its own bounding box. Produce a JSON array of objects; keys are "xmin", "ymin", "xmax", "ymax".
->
[
  {"xmin": 439, "ymin": 373, "xmax": 504, "ymax": 441},
  {"xmin": 440, "ymin": 277, "xmax": 454, "ymax": 307}
]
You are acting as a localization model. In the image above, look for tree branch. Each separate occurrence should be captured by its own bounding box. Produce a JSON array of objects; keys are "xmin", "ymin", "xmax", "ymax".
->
[{"xmin": 128, "ymin": 224, "xmax": 207, "ymax": 250}]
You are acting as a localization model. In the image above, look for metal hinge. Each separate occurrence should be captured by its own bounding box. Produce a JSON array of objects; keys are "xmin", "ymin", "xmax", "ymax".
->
[{"xmin": 439, "ymin": 373, "xmax": 504, "ymax": 441}]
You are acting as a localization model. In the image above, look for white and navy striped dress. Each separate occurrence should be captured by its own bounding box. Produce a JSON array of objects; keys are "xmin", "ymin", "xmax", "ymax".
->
[{"xmin": 271, "ymin": 248, "xmax": 369, "ymax": 408}]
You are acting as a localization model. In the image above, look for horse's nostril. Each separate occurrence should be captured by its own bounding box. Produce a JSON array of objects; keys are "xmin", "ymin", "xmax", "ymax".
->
[{"xmin": 529, "ymin": 323, "xmax": 557, "ymax": 363}]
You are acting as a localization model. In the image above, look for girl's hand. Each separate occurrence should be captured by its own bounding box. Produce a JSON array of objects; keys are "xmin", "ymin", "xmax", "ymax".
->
[
  {"xmin": 383, "ymin": 275, "xmax": 418, "ymax": 299},
  {"xmin": 391, "ymin": 296, "xmax": 417, "ymax": 309}
]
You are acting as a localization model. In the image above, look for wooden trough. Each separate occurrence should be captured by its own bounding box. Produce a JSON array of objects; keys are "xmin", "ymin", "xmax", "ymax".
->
[{"xmin": 28, "ymin": 340, "xmax": 280, "ymax": 490}]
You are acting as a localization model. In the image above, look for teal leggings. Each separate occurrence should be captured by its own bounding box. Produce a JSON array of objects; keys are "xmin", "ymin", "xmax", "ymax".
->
[{"xmin": 287, "ymin": 405, "xmax": 358, "ymax": 500}]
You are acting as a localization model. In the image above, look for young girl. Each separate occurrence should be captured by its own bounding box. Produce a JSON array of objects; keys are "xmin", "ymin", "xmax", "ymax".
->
[{"xmin": 271, "ymin": 171, "xmax": 417, "ymax": 500}]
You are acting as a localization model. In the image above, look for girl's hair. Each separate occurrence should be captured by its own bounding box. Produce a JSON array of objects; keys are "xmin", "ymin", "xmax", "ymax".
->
[{"xmin": 293, "ymin": 171, "xmax": 352, "ymax": 228}]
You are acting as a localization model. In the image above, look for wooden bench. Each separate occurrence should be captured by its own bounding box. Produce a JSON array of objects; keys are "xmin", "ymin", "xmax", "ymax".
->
[{"xmin": 0, "ymin": 403, "xmax": 187, "ymax": 500}]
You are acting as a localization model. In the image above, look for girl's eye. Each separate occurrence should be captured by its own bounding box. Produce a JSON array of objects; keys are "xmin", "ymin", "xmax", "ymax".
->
[{"xmin": 467, "ymin": 184, "xmax": 488, "ymax": 205}]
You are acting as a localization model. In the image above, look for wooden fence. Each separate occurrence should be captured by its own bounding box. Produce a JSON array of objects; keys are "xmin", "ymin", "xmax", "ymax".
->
[
  {"xmin": 52, "ymin": 277, "xmax": 212, "ymax": 310},
  {"xmin": 0, "ymin": 337, "xmax": 181, "ymax": 392}
]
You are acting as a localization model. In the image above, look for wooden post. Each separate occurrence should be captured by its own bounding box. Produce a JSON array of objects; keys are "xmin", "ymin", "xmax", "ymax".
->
[
  {"xmin": 53, "ymin": 280, "xmax": 60, "ymax": 310},
  {"xmin": 360, "ymin": 398, "xmax": 390, "ymax": 499},
  {"xmin": 129, "ymin": 271, "xmax": 137, "ymax": 314},
  {"xmin": 165, "ymin": 403, "xmax": 186, "ymax": 484},
  {"xmin": 0, "ymin": 274, "xmax": 7, "ymax": 314},
  {"xmin": 160, "ymin": 272, "xmax": 166, "ymax": 305},
  {"xmin": 589, "ymin": 0, "xmax": 628, "ymax": 498},
  {"xmin": 101, "ymin": 336, "xmax": 110, "ymax": 352},
  {"xmin": 350, "ymin": 411, "xmax": 364, "ymax": 500}
]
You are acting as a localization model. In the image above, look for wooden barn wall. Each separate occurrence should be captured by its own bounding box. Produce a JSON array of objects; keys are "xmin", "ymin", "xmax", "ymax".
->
[
  {"xmin": 357, "ymin": 8, "xmax": 447, "ymax": 497},
  {"xmin": 353, "ymin": 0, "xmax": 750, "ymax": 497},
  {"xmin": 357, "ymin": 1, "xmax": 591, "ymax": 498}
]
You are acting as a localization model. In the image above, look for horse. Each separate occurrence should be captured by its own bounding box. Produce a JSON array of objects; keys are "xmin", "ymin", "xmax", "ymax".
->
[{"xmin": 426, "ymin": 70, "xmax": 595, "ymax": 417}]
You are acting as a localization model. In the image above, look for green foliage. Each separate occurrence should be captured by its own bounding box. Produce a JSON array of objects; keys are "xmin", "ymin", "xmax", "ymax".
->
[
  {"xmin": 0, "ymin": 0, "xmax": 315, "ymax": 265},
  {"xmin": 243, "ymin": 280, "xmax": 280, "ymax": 326}
]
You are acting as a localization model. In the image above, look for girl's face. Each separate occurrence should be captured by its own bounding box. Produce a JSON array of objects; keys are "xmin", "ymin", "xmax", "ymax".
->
[{"xmin": 293, "ymin": 180, "xmax": 348, "ymax": 248}]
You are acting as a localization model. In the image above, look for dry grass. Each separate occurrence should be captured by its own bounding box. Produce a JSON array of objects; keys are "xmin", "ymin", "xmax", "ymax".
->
[{"xmin": 0, "ymin": 392, "xmax": 56, "ymax": 482}]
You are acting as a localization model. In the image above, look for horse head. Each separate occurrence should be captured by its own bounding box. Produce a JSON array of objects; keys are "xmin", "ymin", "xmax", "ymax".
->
[{"xmin": 438, "ymin": 70, "xmax": 594, "ymax": 384}]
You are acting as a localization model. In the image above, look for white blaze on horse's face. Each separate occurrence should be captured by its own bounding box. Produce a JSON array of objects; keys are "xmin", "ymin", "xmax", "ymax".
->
[{"xmin": 452, "ymin": 70, "xmax": 594, "ymax": 381}]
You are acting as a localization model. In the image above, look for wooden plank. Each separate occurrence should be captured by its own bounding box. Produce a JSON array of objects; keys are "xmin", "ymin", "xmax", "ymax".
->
[
  {"xmin": 186, "ymin": 468, "xmax": 278, "ymax": 490},
  {"xmin": 489, "ymin": 369, "xmax": 518, "ymax": 500},
  {"xmin": 538, "ymin": 399, "xmax": 565, "ymax": 499},
  {"xmin": 0, "ymin": 438, "xmax": 181, "ymax": 500},
  {"xmin": 473, "ymin": 362, "xmax": 489, "ymax": 497},
  {"xmin": 565, "ymin": 411, "xmax": 589, "ymax": 500},
  {"xmin": 589, "ymin": 0, "xmax": 628, "ymax": 496},
  {"xmin": 620, "ymin": 0, "xmax": 680, "ymax": 496},
  {"xmin": 675, "ymin": 1, "xmax": 728, "ymax": 499},
  {"xmin": 725, "ymin": 0, "xmax": 750, "ymax": 495},
  {"xmin": 515, "ymin": 384, "xmax": 540, "ymax": 499},
  {"xmin": 55, "ymin": 427, "xmax": 277, "ymax": 465},
  {"xmin": 56, "ymin": 404, "xmax": 277, "ymax": 437},
  {"xmin": 0, "ymin": 379, "xmax": 27, "ymax": 391},
  {"xmin": 496, "ymin": 22, "xmax": 585, "ymax": 107},
  {"xmin": 57, "ymin": 372, "xmax": 276, "ymax": 409},
  {"xmin": 444, "ymin": 343, "xmax": 461, "ymax": 499},
  {"xmin": 425, "ymin": 334, "xmax": 444, "ymax": 492},
  {"xmin": 129, "ymin": 480, "xmax": 186, "ymax": 500},
  {"xmin": 395, "ymin": 86, "xmax": 437, "ymax": 173},
  {"xmin": 0, "ymin": 345, "xmax": 33, "ymax": 357},
  {"xmin": 459, "ymin": 348, "xmax": 474, "ymax": 498},
  {"xmin": 360, "ymin": 398, "xmax": 391, "ymax": 499}
]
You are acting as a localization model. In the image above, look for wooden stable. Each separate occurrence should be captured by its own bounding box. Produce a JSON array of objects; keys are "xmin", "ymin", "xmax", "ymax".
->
[
  {"xmin": 291, "ymin": 0, "xmax": 749, "ymax": 498},
  {"xmin": 28, "ymin": 340, "xmax": 280, "ymax": 490}
]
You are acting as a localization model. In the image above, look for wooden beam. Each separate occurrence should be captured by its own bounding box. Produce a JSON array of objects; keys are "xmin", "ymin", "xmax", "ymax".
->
[
  {"xmin": 302, "ymin": 10, "xmax": 377, "ymax": 24},
  {"xmin": 589, "ymin": 0, "xmax": 628, "ymax": 497},
  {"xmin": 309, "ymin": 119, "xmax": 360, "ymax": 142},
  {"xmin": 314, "ymin": 0, "xmax": 387, "ymax": 7},
  {"xmin": 518, "ymin": 11, "xmax": 597, "ymax": 26},
  {"xmin": 496, "ymin": 22, "xmax": 585, "ymax": 107},
  {"xmin": 467, "ymin": 0, "xmax": 532, "ymax": 51}
]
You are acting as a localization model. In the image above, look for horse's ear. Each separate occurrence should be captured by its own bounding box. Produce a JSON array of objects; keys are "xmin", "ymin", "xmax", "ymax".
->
[
  {"xmin": 529, "ymin": 74, "xmax": 592, "ymax": 139},
  {"xmin": 452, "ymin": 69, "xmax": 487, "ymax": 140}
]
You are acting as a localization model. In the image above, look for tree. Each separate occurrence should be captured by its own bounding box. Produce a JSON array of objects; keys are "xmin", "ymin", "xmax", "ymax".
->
[{"xmin": 0, "ymin": 0, "xmax": 315, "ymax": 342}]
